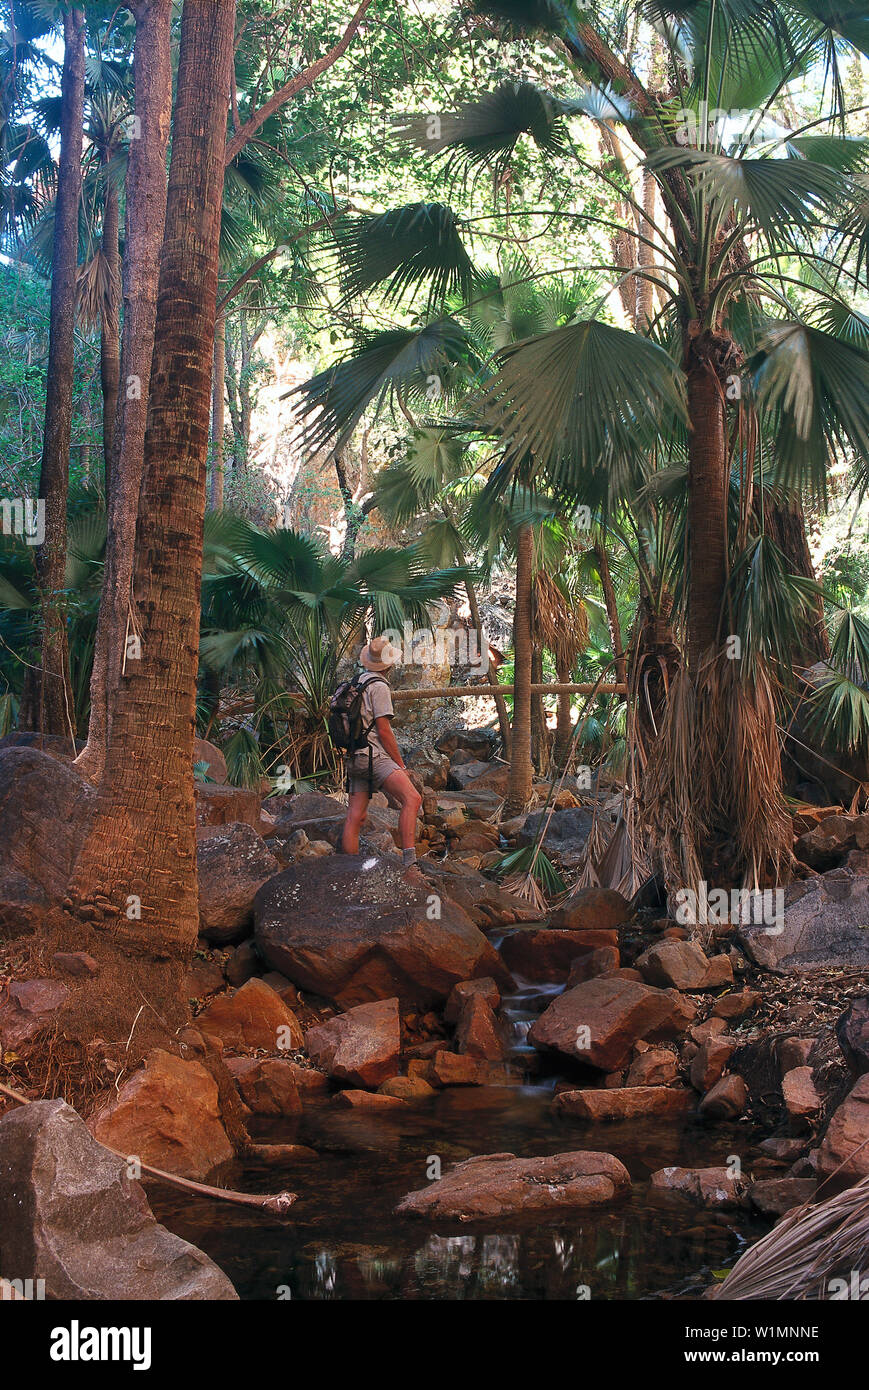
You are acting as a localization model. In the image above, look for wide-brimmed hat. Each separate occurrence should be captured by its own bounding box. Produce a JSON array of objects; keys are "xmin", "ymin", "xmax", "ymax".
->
[{"xmin": 359, "ymin": 635, "xmax": 402, "ymax": 671}]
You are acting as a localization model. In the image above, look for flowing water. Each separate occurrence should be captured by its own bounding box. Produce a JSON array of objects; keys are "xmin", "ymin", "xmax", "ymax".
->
[{"xmin": 151, "ymin": 969, "xmax": 770, "ymax": 1301}]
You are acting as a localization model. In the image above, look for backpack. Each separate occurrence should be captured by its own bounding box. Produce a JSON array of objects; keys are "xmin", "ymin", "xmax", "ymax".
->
[{"xmin": 327, "ymin": 672, "xmax": 387, "ymax": 756}]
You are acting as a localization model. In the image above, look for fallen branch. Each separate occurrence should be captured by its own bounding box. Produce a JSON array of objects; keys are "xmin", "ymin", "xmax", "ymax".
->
[{"xmin": 0, "ymin": 1081, "xmax": 296, "ymax": 1217}]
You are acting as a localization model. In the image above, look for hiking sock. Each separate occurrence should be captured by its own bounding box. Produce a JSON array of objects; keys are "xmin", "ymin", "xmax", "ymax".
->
[{"xmin": 402, "ymin": 847, "xmax": 417, "ymax": 866}]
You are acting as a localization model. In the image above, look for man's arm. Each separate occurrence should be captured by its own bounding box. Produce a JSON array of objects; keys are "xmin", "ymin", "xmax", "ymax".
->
[{"xmin": 375, "ymin": 715, "xmax": 405, "ymax": 768}]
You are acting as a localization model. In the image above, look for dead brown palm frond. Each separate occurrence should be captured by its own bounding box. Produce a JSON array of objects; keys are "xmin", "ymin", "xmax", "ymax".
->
[
  {"xmin": 533, "ymin": 569, "xmax": 589, "ymax": 671},
  {"xmin": 575, "ymin": 801, "xmax": 611, "ymax": 889},
  {"xmin": 714, "ymin": 1165, "xmax": 869, "ymax": 1301},
  {"xmin": 636, "ymin": 663, "xmax": 705, "ymax": 899},
  {"xmin": 500, "ymin": 867, "xmax": 548, "ymax": 912},
  {"xmin": 76, "ymin": 249, "xmax": 120, "ymax": 332},
  {"xmin": 695, "ymin": 650, "xmax": 793, "ymax": 888}
]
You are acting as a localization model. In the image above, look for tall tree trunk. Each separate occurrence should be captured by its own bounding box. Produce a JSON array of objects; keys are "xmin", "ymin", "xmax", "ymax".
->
[
  {"xmin": 595, "ymin": 541, "xmax": 627, "ymax": 686},
  {"xmin": 506, "ymin": 524, "xmax": 534, "ymax": 810},
  {"xmin": 209, "ymin": 309, "xmax": 226, "ymax": 508},
  {"xmin": 68, "ymin": 0, "xmax": 237, "ymax": 961},
  {"xmin": 530, "ymin": 642, "xmax": 548, "ymax": 773},
  {"xmin": 685, "ymin": 333, "xmax": 729, "ymax": 671},
  {"xmin": 75, "ymin": 0, "xmax": 173, "ymax": 782},
  {"xmin": 100, "ymin": 170, "xmax": 121, "ymax": 497},
  {"xmin": 464, "ymin": 572, "xmax": 511, "ymax": 756},
  {"xmin": 33, "ymin": 7, "xmax": 85, "ymax": 738},
  {"xmin": 553, "ymin": 657, "xmax": 572, "ymax": 766}
]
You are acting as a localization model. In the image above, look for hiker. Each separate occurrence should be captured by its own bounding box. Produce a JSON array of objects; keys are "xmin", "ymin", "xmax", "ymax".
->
[{"xmin": 332, "ymin": 635, "xmax": 422, "ymax": 865}]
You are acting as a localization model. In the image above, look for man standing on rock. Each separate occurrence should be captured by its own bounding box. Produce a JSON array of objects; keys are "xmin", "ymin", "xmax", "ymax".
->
[{"xmin": 340, "ymin": 636, "xmax": 422, "ymax": 866}]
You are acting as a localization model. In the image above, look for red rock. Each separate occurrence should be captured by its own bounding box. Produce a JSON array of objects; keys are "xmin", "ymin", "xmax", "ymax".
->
[
  {"xmin": 711, "ymin": 989, "xmax": 761, "ymax": 1020},
  {"xmin": 553, "ymin": 1085, "xmax": 693, "ymax": 1121},
  {"xmin": 378, "ymin": 1075, "xmax": 436, "ymax": 1100},
  {"xmin": 455, "ymin": 994, "xmax": 505, "ymax": 1061},
  {"xmin": 835, "ymin": 997, "xmax": 869, "ymax": 1078},
  {"xmin": 395, "ymin": 1150, "xmax": 630, "ymax": 1219},
  {"xmin": 635, "ymin": 939, "xmax": 711, "ymax": 990},
  {"xmin": 701, "ymin": 955, "xmax": 735, "ymax": 988},
  {"xmin": 749, "ymin": 1177, "xmax": 817, "ymax": 1215},
  {"xmin": 185, "ymin": 958, "xmax": 225, "ymax": 999},
  {"xmin": 90, "ymin": 1049, "xmax": 234, "ymax": 1180},
  {"xmin": 690, "ymin": 1035, "xmax": 735, "ymax": 1092},
  {"xmin": 51, "ymin": 951, "xmax": 99, "ymax": 978},
  {"xmin": 305, "ymin": 998, "xmax": 400, "ymax": 1089},
  {"xmin": 197, "ymin": 978, "xmax": 303, "ymax": 1052},
  {"xmin": 650, "ymin": 1165, "xmax": 746, "ymax": 1207},
  {"xmin": 500, "ymin": 927, "xmax": 618, "ymax": 983},
  {"xmin": 688, "ymin": 1017, "xmax": 729, "ymax": 1045},
  {"xmin": 699, "ymin": 1074, "xmax": 747, "ymax": 1119},
  {"xmin": 444, "ymin": 977, "xmax": 500, "ymax": 1024},
  {"xmin": 549, "ymin": 887, "xmax": 630, "ymax": 932},
  {"xmin": 427, "ymin": 1050, "xmax": 490, "ymax": 1087},
  {"xmin": 782, "ymin": 1066, "xmax": 821, "ymax": 1126},
  {"xmin": 285, "ymin": 1063, "xmax": 328, "ymax": 1094},
  {"xmin": 817, "ymin": 1075, "xmax": 869, "ymax": 1185},
  {"xmin": 566, "ymin": 946, "xmax": 620, "ymax": 986},
  {"xmin": 626, "ymin": 1048, "xmax": 679, "ymax": 1087},
  {"xmin": 778, "ymin": 1037, "xmax": 814, "ymax": 1075},
  {"xmin": 0, "ymin": 979, "xmax": 69, "ymax": 1050},
  {"xmin": 225, "ymin": 1057, "xmax": 303, "ymax": 1116},
  {"xmin": 529, "ymin": 975, "xmax": 695, "ymax": 1071},
  {"xmin": 330, "ymin": 1089, "xmax": 406, "ymax": 1110}
]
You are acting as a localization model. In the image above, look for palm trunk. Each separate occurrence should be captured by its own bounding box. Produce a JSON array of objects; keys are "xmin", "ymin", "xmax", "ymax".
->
[
  {"xmin": 530, "ymin": 643, "xmax": 548, "ymax": 773},
  {"xmin": 686, "ymin": 334, "xmax": 729, "ymax": 671},
  {"xmin": 595, "ymin": 541, "xmax": 626, "ymax": 686},
  {"xmin": 32, "ymin": 7, "xmax": 85, "ymax": 738},
  {"xmin": 464, "ymin": 573, "xmax": 511, "ymax": 756},
  {"xmin": 209, "ymin": 309, "xmax": 226, "ymax": 508},
  {"xmin": 506, "ymin": 523, "xmax": 534, "ymax": 810},
  {"xmin": 554, "ymin": 658, "xmax": 572, "ymax": 766},
  {"xmin": 100, "ymin": 171, "xmax": 121, "ymax": 497},
  {"xmin": 68, "ymin": 0, "xmax": 237, "ymax": 958},
  {"xmin": 75, "ymin": 0, "xmax": 173, "ymax": 783}
]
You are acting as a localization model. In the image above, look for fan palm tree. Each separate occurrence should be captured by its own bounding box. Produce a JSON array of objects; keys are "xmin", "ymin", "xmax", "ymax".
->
[{"xmin": 291, "ymin": 0, "xmax": 869, "ymax": 888}]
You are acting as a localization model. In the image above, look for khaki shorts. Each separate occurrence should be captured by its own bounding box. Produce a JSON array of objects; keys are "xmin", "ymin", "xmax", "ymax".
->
[{"xmin": 349, "ymin": 747, "xmax": 402, "ymax": 794}]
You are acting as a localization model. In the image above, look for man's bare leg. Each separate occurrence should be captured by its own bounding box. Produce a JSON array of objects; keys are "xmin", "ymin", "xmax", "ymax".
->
[
  {"xmin": 381, "ymin": 768, "xmax": 423, "ymax": 863},
  {"xmin": 342, "ymin": 785, "xmax": 370, "ymax": 854}
]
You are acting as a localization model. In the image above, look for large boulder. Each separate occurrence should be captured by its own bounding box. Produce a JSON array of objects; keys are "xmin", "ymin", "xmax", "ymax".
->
[
  {"xmin": 529, "ymin": 974, "xmax": 695, "ymax": 1071},
  {"xmin": 518, "ymin": 807, "xmax": 596, "ymax": 870},
  {"xmin": 197, "ymin": 822, "xmax": 281, "ymax": 944},
  {"xmin": 89, "ymin": 1050, "xmax": 234, "ymax": 1181},
  {"xmin": 254, "ymin": 853, "xmax": 509, "ymax": 1008},
  {"xmin": 395, "ymin": 1150, "xmax": 630, "ymax": 1220},
  {"xmin": 193, "ymin": 737, "xmax": 227, "ymax": 784},
  {"xmin": 224, "ymin": 1057, "xmax": 303, "ymax": 1117},
  {"xmin": 0, "ymin": 747, "xmax": 95, "ymax": 936},
  {"xmin": 740, "ymin": 868, "xmax": 869, "ymax": 972},
  {"xmin": 650, "ymin": 1165, "xmax": 747, "ymax": 1208},
  {"xmin": 634, "ymin": 939, "xmax": 711, "ymax": 991},
  {"xmin": 817, "ymin": 1074, "xmax": 869, "ymax": 1186},
  {"xmin": 0, "ymin": 1100, "xmax": 237, "ymax": 1299},
  {"xmin": 305, "ymin": 998, "xmax": 401, "ymax": 1088}
]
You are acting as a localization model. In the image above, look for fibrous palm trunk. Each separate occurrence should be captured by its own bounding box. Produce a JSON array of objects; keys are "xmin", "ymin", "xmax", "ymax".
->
[
  {"xmin": 209, "ymin": 309, "xmax": 226, "ymax": 508},
  {"xmin": 100, "ymin": 171, "xmax": 121, "ymax": 497},
  {"xmin": 75, "ymin": 0, "xmax": 173, "ymax": 783},
  {"xmin": 506, "ymin": 523, "xmax": 534, "ymax": 809},
  {"xmin": 685, "ymin": 330, "xmax": 732, "ymax": 671},
  {"xmin": 33, "ymin": 7, "xmax": 86, "ymax": 738},
  {"xmin": 68, "ymin": 0, "xmax": 237, "ymax": 959}
]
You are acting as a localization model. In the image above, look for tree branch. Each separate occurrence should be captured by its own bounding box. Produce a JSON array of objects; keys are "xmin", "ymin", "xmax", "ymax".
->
[{"xmin": 225, "ymin": 0, "xmax": 374, "ymax": 165}]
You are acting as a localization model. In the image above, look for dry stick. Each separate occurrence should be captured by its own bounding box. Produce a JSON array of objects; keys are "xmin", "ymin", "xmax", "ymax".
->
[{"xmin": 0, "ymin": 1081, "xmax": 296, "ymax": 1217}]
